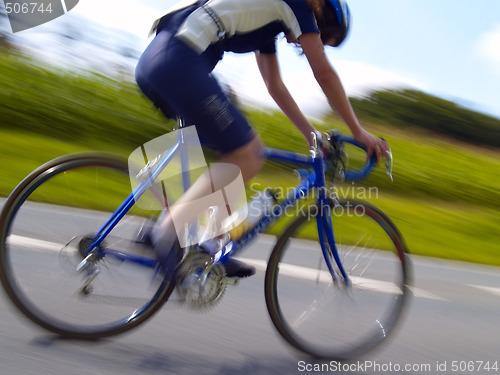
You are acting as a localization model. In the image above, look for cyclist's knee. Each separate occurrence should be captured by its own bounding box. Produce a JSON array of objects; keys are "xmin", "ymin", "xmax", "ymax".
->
[
  {"xmin": 222, "ymin": 134, "xmax": 264, "ymax": 182},
  {"xmin": 247, "ymin": 135, "xmax": 265, "ymax": 176}
]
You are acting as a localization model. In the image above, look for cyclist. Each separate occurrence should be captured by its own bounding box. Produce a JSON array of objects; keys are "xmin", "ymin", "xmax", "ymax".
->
[{"xmin": 135, "ymin": 0, "xmax": 389, "ymax": 278}]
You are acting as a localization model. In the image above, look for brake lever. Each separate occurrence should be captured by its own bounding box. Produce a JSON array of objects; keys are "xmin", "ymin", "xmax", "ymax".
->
[
  {"xmin": 385, "ymin": 148, "xmax": 393, "ymax": 182},
  {"xmin": 378, "ymin": 137, "xmax": 393, "ymax": 182}
]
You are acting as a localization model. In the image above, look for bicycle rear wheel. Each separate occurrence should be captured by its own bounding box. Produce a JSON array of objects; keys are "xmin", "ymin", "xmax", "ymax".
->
[
  {"xmin": 0, "ymin": 153, "xmax": 175, "ymax": 339},
  {"xmin": 265, "ymin": 200, "xmax": 411, "ymax": 360}
]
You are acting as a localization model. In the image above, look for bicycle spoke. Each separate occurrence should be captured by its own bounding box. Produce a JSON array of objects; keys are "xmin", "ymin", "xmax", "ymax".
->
[{"xmin": 265, "ymin": 200, "xmax": 410, "ymax": 360}]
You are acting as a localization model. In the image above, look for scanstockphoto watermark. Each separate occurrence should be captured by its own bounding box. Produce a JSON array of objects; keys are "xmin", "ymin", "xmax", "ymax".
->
[
  {"xmin": 248, "ymin": 183, "xmax": 378, "ymax": 220},
  {"xmin": 269, "ymin": 199, "xmax": 367, "ymax": 221},
  {"xmin": 249, "ymin": 182, "xmax": 379, "ymax": 202},
  {"xmin": 3, "ymin": 0, "xmax": 79, "ymax": 33},
  {"xmin": 298, "ymin": 360, "xmax": 500, "ymax": 373},
  {"xmin": 298, "ymin": 360, "xmax": 433, "ymax": 373}
]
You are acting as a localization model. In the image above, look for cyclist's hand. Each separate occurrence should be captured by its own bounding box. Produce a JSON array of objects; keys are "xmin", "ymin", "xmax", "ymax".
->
[{"xmin": 354, "ymin": 129, "xmax": 389, "ymax": 162}]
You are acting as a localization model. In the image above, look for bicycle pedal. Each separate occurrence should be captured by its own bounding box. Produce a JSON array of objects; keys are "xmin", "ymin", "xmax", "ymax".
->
[
  {"xmin": 79, "ymin": 266, "xmax": 100, "ymax": 295},
  {"xmin": 226, "ymin": 277, "xmax": 239, "ymax": 286}
]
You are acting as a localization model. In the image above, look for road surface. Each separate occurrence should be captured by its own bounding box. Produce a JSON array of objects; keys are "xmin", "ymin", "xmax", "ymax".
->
[{"xmin": 0, "ymin": 200, "xmax": 499, "ymax": 375}]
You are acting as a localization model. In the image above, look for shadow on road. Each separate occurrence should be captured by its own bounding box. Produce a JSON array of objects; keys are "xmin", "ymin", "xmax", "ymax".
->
[{"xmin": 29, "ymin": 334, "xmax": 420, "ymax": 375}]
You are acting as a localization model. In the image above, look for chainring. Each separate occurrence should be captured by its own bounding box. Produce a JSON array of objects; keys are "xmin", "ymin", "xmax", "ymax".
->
[{"xmin": 176, "ymin": 253, "xmax": 227, "ymax": 310}]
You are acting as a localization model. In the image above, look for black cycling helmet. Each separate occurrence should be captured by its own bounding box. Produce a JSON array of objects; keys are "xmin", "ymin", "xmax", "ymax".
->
[{"xmin": 327, "ymin": 0, "xmax": 351, "ymax": 46}]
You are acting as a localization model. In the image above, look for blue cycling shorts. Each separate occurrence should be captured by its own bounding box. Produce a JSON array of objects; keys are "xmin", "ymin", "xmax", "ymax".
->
[{"xmin": 135, "ymin": 29, "xmax": 254, "ymax": 154}]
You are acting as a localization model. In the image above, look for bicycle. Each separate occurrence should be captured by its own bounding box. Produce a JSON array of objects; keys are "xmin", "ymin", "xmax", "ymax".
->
[{"xmin": 0, "ymin": 123, "xmax": 411, "ymax": 360}]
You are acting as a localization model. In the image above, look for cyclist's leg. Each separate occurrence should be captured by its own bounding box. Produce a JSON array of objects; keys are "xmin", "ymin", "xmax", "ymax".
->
[
  {"xmin": 152, "ymin": 135, "xmax": 263, "ymax": 233},
  {"xmin": 149, "ymin": 135, "xmax": 263, "ymax": 276},
  {"xmin": 135, "ymin": 33, "xmax": 263, "ymax": 275},
  {"xmin": 150, "ymin": 136, "xmax": 263, "ymax": 246}
]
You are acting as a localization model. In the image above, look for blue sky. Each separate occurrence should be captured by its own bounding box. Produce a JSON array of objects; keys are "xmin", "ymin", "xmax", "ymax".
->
[
  {"xmin": 6, "ymin": 0, "xmax": 500, "ymax": 119},
  {"xmin": 342, "ymin": 0, "xmax": 500, "ymax": 117}
]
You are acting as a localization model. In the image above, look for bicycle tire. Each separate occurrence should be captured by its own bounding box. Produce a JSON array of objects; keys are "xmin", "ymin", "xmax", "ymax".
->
[
  {"xmin": 0, "ymin": 152, "xmax": 175, "ymax": 339},
  {"xmin": 265, "ymin": 200, "xmax": 411, "ymax": 360}
]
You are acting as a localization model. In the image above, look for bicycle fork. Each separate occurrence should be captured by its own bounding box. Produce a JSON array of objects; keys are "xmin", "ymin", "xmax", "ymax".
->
[
  {"xmin": 316, "ymin": 201, "xmax": 350, "ymax": 287},
  {"xmin": 310, "ymin": 130, "xmax": 350, "ymax": 287}
]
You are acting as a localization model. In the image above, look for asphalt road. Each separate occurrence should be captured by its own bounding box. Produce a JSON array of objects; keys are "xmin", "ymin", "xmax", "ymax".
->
[{"xmin": 0, "ymin": 201, "xmax": 499, "ymax": 375}]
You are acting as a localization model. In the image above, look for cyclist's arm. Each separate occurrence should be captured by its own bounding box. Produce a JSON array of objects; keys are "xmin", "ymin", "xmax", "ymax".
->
[
  {"xmin": 299, "ymin": 32, "xmax": 387, "ymax": 160},
  {"xmin": 255, "ymin": 51, "xmax": 316, "ymax": 147}
]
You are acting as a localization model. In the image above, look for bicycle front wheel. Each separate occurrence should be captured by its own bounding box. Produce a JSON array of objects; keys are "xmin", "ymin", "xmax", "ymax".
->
[
  {"xmin": 0, "ymin": 153, "xmax": 174, "ymax": 339},
  {"xmin": 265, "ymin": 200, "xmax": 411, "ymax": 360}
]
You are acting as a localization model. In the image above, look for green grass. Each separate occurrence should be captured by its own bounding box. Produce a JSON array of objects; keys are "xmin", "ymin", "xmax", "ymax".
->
[
  {"xmin": 0, "ymin": 130, "xmax": 88, "ymax": 195},
  {"xmin": 1, "ymin": 50, "xmax": 499, "ymax": 266}
]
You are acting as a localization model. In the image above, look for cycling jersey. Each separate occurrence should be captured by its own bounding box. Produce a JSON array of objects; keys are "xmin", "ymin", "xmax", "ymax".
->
[{"xmin": 172, "ymin": 0, "xmax": 319, "ymax": 55}]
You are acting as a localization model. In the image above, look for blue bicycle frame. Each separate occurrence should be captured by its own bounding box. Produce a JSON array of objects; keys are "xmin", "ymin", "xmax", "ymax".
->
[{"xmin": 83, "ymin": 131, "xmax": 376, "ymax": 285}]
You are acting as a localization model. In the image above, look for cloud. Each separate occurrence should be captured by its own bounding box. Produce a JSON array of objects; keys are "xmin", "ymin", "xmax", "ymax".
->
[
  {"xmin": 214, "ymin": 48, "xmax": 429, "ymax": 117},
  {"xmin": 476, "ymin": 24, "xmax": 500, "ymax": 74},
  {"xmin": 334, "ymin": 60, "xmax": 428, "ymax": 97},
  {"xmin": 72, "ymin": 0, "xmax": 161, "ymax": 40}
]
